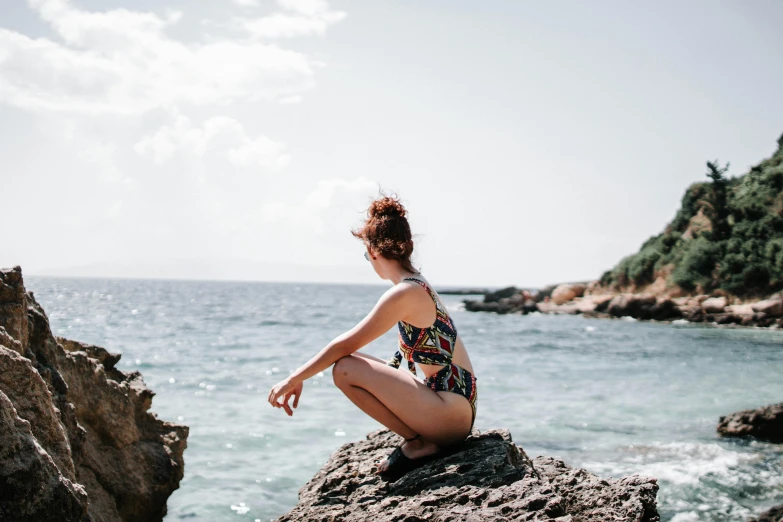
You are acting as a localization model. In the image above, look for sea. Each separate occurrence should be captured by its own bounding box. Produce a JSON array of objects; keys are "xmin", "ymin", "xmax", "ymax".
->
[{"xmin": 23, "ymin": 276, "xmax": 783, "ymax": 522}]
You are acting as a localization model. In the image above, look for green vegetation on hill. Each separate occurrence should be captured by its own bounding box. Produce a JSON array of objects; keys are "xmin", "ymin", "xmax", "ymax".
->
[{"xmin": 600, "ymin": 134, "xmax": 783, "ymax": 298}]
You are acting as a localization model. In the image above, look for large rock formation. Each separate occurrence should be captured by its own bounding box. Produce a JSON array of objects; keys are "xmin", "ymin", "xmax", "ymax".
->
[
  {"xmin": 717, "ymin": 402, "xmax": 783, "ymax": 443},
  {"xmin": 276, "ymin": 428, "xmax": 659, "ymax": 522},
  {"xmin": 0, "ymin": 266, "xmax": 188, "ymax": 521}
]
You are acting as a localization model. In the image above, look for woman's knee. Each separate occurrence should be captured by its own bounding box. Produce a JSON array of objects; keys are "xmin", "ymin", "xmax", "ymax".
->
[{"xmin": 332, "ymin": 355, "xmax": 357, "ymax": 388}]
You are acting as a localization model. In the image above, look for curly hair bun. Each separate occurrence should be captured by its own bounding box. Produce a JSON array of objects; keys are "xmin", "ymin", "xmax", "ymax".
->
[{"xmin": 369, "ymin": 196, "xmax": 407, "ymax": 219}]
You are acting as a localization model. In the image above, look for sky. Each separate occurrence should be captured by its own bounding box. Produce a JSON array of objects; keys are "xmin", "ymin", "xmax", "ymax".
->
[{"xmin": 1, "ymin": 0, "xmax": 782, "ymax": 288}]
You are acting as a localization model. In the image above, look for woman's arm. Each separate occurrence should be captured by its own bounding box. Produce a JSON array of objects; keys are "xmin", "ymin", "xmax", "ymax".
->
[
  {"xmin": 268, "ymin": 284, "xmax": 411, "ymax": 412},
  {"xmin": 289, "ymin": 284, "xmax": 408, "ymax": 382}
]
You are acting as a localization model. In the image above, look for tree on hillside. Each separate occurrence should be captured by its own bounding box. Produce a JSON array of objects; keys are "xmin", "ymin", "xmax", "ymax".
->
[{"xmin": 703, "ymin": 160, "xmax": 731, "ymax": 241}]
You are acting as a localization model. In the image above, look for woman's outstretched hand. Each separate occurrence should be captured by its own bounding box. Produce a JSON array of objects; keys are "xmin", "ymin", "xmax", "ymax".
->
[{"xmin": 268, "ymin": 378, "xmax": 303, "ymax": 416}]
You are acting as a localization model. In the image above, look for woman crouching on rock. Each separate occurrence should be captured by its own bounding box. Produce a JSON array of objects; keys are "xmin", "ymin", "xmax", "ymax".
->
[{"xmin": 267, "ymin": 193, "xmax": 478, "ymax": 480}]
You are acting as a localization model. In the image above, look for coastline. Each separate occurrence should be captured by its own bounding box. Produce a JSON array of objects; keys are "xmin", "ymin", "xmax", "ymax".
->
[{"xmin": 463, "ymin": 281, "xmax": 783, "ymax": 330}]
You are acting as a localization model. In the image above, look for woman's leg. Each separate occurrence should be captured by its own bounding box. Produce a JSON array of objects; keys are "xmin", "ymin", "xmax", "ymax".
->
[
  {"xmin": 352, "ymin": 351, "xmax": 389, "ymax": 365},
  {"xmin": 332, "ymin": 355, "xmax": 473, "ymax": 448}
]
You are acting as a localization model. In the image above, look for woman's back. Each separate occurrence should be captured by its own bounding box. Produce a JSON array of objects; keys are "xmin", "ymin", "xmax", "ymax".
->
[{"xmin": 398, "ymin": 275, "xmax": 475, "ymax": 378}]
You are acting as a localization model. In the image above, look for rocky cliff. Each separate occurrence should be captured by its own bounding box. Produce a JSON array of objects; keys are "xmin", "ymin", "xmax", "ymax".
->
[
  {"xmin": 598, "ymin": 133, "xmax": 783, "ymax": 299},
  {"xmin": 0, "ymin": 266, "xmax": 188, "ymax": 521},
  {"xmin": 276, "ymin": 428, "xmax": 659, "ymax": 522}
]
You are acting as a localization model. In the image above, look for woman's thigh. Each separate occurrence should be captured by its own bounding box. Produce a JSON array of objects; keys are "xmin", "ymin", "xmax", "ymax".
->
[{"xmin": 333, "ymin": 355, "xmax": 473, "ymax": 446}]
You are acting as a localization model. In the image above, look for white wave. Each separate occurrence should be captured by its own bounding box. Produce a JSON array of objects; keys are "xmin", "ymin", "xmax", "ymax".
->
[
  {"xmin": 447, "ymin": 302, "xmax": 466, "ymax": 313},
  {"xmin": 583, "ymin": 441, "xmax": 754, "ymax": 486}
]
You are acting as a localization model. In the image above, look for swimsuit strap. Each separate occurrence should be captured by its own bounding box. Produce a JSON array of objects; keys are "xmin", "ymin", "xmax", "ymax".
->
[{"xmin": 401, "ymin": 277, "xmax": 440, "ymax": 307}]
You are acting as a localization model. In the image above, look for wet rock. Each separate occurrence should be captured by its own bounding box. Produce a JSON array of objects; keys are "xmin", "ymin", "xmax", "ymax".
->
[
  {"xmin": 0, "ymin": 266, "xmax": 188, "ymax": 521},
  {"xmin": 521, "ymin": 299, "xmax": 538, "ymax": 314},
  {"xmin": 607, "ymin": 293, "xmax": 657, "ymax": 319},
  {"xmin": 650, "ymin": 297, "xmax": 682, "ymax": 321},
  {"xmin": 717, "ymin": 403, "xmax": 783, "ymax": 443},
  {"xmin": 276, "ymin": 428, "xmax": 659, "ymax": 522},
  {"xmin": 749, "ymin": 504, "xmax": 783, "ymax": 522},
  {"xmin": 484, "ymin": 287, "xmax": 521, "ymax": 303}
]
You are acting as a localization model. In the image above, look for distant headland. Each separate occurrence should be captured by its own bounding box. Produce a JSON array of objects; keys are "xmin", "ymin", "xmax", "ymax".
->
[{"xmin": 464, "ymin": 132, "xmax": 783, "ymax": 329}]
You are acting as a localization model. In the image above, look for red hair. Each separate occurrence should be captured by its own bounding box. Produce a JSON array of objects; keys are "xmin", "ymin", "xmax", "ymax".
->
[{"xmin": 351, "ymin": 193, "xmax": 417, "ymax": 272}]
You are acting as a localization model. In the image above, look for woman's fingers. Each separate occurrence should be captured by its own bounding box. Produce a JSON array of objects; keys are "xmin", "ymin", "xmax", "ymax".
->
[{"xmin": 281, "ymin": 393, "xmax": 294, "ymax": 416}]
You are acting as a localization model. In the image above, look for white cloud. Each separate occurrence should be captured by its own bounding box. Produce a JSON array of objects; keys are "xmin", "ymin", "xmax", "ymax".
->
[
  {"xmin": 233, "ymin": 0, "xmax": 259, "ymax": 6},
  {"xmin": 278, "ymin": 0, "xmax": 330, "ymax": 17},
  {"xmin": 261, "ymin": 176, "xmax": 376, "ymax": 234},
  {"xmin": 242, "ymin": 11, "xmax": 345, "ymax": 39},
  {"xmin": 134, "ymin": 113, "xmax": 289, "ymax": 169},
  {"xmin": 240, "ymin": 0, "xmax": 345, "ymax": 40},
  {"xmin": 106, "ymin": 200, "xmax": 123, "ymax": 219},
  {"xmin": 78, "ymin": 142, "xmax": 131, "ymax": 184},
  {"xmin": 0, "ymin": 0, "xmax": 322, "ymax": 114},
  {"xmin": 278, "ymin": 95, "xmax": 302, "ymax": 104}
]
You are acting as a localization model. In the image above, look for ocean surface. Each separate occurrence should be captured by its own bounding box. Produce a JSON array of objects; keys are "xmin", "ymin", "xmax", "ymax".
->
[{"xmin": 23, "ymin": 276, "xmax": 783, "ymax": 522}]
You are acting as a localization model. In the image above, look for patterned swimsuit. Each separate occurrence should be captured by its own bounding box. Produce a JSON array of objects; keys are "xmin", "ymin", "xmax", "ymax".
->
[{"xmin": 387, "ymin": 276, "xmax": 479, "ymax": 428}]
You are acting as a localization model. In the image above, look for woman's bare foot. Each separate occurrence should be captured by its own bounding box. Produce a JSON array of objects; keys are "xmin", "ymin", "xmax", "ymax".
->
[{"xmin": 376, "ymin": 437, "xmax": 440, "ymax": 473}]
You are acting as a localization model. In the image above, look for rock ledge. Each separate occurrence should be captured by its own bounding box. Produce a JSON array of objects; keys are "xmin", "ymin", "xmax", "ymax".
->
[{"xmin": 276, "ymin": 428, "xmax": 659, "ymax": 522}]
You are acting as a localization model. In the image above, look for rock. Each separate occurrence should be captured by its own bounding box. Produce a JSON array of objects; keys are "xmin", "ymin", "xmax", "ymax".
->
[
  {"xmin": 682, "ymin": 207, "xmax": 713, "ymax": 240},
  {"xmin": 484, "ymin": 287, "xmax": 520, "ymax": 303},
  {"xmin": 728, "ymin": 304, "xmax": 756, "ymax": 316},
  {"xmin": 717, "ymin": 402, "xmax": 783, "ymax": 443},
  {"xmin": 0, "ymin": 266, "xmax": 29, "ymax": 351},
  {"xmin": 691, "ymin": 295, "xmax": 710, "ymax": 306},
  {"xmin": 534, "ymin": 284, "xmax": 558, "ymax": 302},
  {"xmin": 465, "ymin": 301, "xmax": 515, "ymax": 314},
  {"xmin": 701, "ymin": 297, "xmax": 728, "ymax": 314},
  {"xmin": 276, "ymin": 428, "xmax": 659, "ymax": 522},
  {"xmin": 749, "ymin": 504, "xmax": 783, "ymax": 522},
  {"xmin": 0, "ymin": 266, "xmax": 188, "ymax": 521},
  {"xmin": 649, "ymin": 297, "xmax": 682, "ymax": 321},
  {"xmin": 712, "ymin": 313, "xmax": 741, "ymax": 325},
  {"xmin": 536, "ymin": 301, "xmax": 579, "ymax": 315},
  {"xmin": 521, "ymin": 299, "xmax": 538, "ymax": 314},
  {"xmin": 575, "ymin": 295, "xmax": 614, "ymax": 314},
  {"xmin": 752, "ymin": 299, "xmax": 783, "ymax": 317},
  {"xmin": 551, "ymin": 284, "xmax": 586, "ymax": 305},
  {"xmin": 607, "ymin": 293, "xmax": 657, "ymax": 319},
  {"xmin": 0, "ymin": 390, "xmax": 89, "ymax": 521}
]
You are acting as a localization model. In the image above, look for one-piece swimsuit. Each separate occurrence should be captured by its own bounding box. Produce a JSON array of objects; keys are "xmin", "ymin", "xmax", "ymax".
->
[{"xmin": 387, "ymin": 276, "xmax": 478, "ymax": 429}]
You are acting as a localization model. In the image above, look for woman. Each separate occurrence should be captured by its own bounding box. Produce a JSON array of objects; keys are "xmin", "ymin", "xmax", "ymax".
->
[{"xmin": 267, "ymin": 194, "xmax": 478, "ymax": 479}]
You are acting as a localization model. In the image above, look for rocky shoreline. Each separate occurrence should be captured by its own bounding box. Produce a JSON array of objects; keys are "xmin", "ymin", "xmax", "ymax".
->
[
  {"xmin": 276, "ymin": 427, "xmax": 660, "ymax": 521},
  {"xmin": 464, "ymin": 281, "xmax": 783, "ymax": 329},
  {"xmin": 717, "ymin": 402, "xmax": 783, "ymax": 521},
  {"xmin": 0, "ymin": 266, "xmax": 188, "ymax": 521}
]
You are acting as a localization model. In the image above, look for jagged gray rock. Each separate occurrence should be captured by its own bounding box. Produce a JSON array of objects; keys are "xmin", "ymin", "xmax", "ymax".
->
[
  {"xmin": 0, "ymin": 266, "xmax": 188, "ymax": 521},
  {"xmin": 276, "ymin": 428, "xmax": 659, "ymax": 522}
]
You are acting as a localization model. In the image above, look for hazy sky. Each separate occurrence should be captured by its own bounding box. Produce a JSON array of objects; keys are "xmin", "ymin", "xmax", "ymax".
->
[{"xmin": 2, "ymin": 0, "xmax": 782, "ymax": 287}]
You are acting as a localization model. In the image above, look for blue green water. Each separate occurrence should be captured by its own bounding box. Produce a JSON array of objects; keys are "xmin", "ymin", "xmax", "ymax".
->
[{"xmin": 25, "ymin": 276, "xmax": 783, "ymax": 521}]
